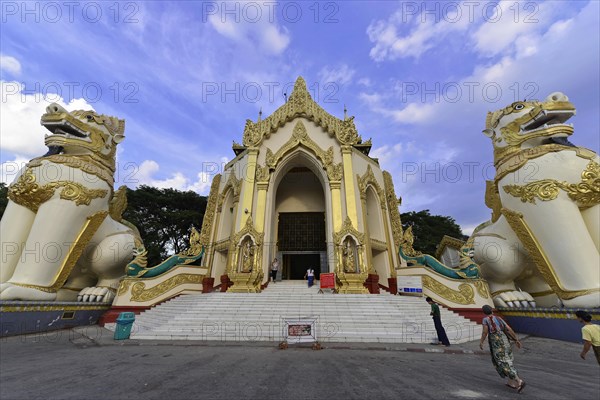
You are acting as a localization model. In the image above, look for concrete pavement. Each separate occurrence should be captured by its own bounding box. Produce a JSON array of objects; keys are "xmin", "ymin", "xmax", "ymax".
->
[{"xmin": 1, "ymin": 327, "xmax": 598, "ymax": 400}]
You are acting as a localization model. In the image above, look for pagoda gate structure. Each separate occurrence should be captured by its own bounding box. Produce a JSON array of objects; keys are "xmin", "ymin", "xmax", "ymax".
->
[{"xmin": 199, "ymin": 77, "xmax": 404, "ymax": 294}]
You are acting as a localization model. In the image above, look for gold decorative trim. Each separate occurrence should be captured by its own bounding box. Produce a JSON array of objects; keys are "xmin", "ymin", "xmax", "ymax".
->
[
  {"xmin": 434, "ymin": 235, "xmax": 466, "ymax": 260},
  {"xmin": 130, "ymin": 273, "xmax": 204, "ymax": 302},
  {"xmin": 370, "ymin": 238, "xmax": 388, "ymax": 251},
  {"xmin": 528, "ymin": 289, "xmax": 556, "ymax": 297},
  {"xmin": 213, "ymin": 238, "xmax": 230, "ymax": 252},
  {"xmin": 200, "ymin": 174, "xmax": 221, "ymax": 246},
  {"xmin": 422, "ymin": 275, "xmax": 475, "ymax": 305},
  {"xmin": 503, "ymin": 161, "xmax": 599, "ymax": 207},
  {"xmin": 473, "ymin": 280, "xmax": 491, "ymax": 299},
  {"xmin": 255, "ymin": 165, "xmax": 270, "ymax": 183},
  {"xmin": 494, "ymin": 145, "xmax": 596, "ymax": 182},
  {"xmin": 10, "ymin": 211, "xmax": 108, "ymax": 292},
  {"xmin": 27, "ymin": 154, "xmax": 115, "ymax": 187},
  {"xmin": 109, "ymin": 185, "xmax": 127, "ymax": 221},
  {"xmin": 0, "ymin": 304, "xmax": 110, "ymax": 312},
  {"xmin": 383, "ymin": 171, "xmax": 403, "ymax": 251},
  {"xmin": 8, "ymin": 168, "xmax": 108, "ymax": 212},
  {"xmin": 242, "ymin": 77, "xmax": 361, "ymax": 147},
  {"xmin": 501, "ymin": 208, "xmax": 600, "ymax": 299},
  {"xmin": 265, "ymin": 121, "xmax": 343, "ymax": 182},
  {"xmin": 217, "ymin": 172, "xmax": 241, "ymax": 212},
  {"xmin": 357, "ymin": 165, "xmax": 386, "ymax": 209}
]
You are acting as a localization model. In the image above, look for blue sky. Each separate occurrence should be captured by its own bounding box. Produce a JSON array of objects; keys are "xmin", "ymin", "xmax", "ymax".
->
[{"xmin": 1, "ymin": 0, "xmax": 599, "ymax": 234}]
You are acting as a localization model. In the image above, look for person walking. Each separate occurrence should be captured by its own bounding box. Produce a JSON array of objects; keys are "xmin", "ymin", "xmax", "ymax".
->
[
  {"xmin": 575, "ymin": 310, "xmax": 600, "ymax": 364},
  {"xmin": 479, "ymin": 305, "xmax": 526, "ymax": 393},
  {"xmin": 305, "ymin": 268, "xmax": 315, "ymax": 288},
  {"xmin": 426, "ymin": 297, "xmax": 450, "ymax": 346},
  {"xmin": 270, "ymin": 258, "xmax": 279, "ymax": 283}
]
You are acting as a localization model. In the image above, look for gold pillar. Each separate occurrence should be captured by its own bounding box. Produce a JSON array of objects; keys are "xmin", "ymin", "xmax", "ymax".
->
[
  {"xmin": 330, "ymin": 181, "xmax": 343, "ymax": 231},
  {"xmin": 381, "ymin": 203, "xmax": 396, "ymax": 276},
  {"xmin": 255, "ymin": 182, "xmax": 269, "ymax": 233},
  {"xmin": 341, "ymin": 146, "xmax": 358, "ymax": 226},
  {"xmin": 238, "ymin": 148, "xmax": 258, "ymax": 230},
  {"xmin": 359, "ymin": 195, "xmax": 374, "ymax": 273}
]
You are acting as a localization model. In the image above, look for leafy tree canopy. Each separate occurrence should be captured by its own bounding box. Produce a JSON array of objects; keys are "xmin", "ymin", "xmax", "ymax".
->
[
  {"xmin": 122, "ymin": 185, "xmax": 207, "ymax": 267},
  {"xmin": 400, "ymin": 210, "xmax": 467, "ymax": 255}
]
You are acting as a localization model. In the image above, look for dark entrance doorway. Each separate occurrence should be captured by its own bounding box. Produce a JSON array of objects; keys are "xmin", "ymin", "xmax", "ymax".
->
[
  {"xmin": 283, "ymin": 253, "xmax": 321, "ymax": 280},
  {"xmin": 278, "ymin": 212, "xmax": 326, "ymax": 280}
]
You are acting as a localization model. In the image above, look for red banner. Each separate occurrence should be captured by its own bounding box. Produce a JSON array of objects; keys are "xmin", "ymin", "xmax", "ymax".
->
[{"xmin": 320, "ymin": 273, "xmax": 335, "ymax": 289}]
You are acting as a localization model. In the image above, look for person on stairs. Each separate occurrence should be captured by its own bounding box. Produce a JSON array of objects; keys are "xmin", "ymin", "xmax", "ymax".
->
[
  {"xmin": 426, "ymin": 297, "xmax": 450, "ymax": 347},
  {"xmin": 270, "ymin": 258, "xmax": 279, "ymax": 283},
  {"xmin": 304, "ymin": 268, "xmax": 315, "ymax": 288}
]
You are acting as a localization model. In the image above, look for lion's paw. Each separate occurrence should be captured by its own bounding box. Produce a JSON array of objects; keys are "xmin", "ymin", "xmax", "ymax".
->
[
  {"xmin": 77, "ymin": 287, "xmax": 115, "ymax": 303},
  {"xmin": 493, "ymin": 291, "xmax": 536, "ymax": 308}
]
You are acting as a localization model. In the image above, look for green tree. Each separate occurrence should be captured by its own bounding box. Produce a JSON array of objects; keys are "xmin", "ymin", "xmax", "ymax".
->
[
  {"xmin": 0, "ymin": 182, "xmax": 8, "ymax": 218},
  {"xmin": 400, "ymin": 210, "xmax": 467, "ymax": 255},
  {"xmin": 123, "ymin": 185, "xmax": 207, "ymax": 267}
]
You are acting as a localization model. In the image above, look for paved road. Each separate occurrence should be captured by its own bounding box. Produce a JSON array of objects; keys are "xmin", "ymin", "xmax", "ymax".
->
[{"xmin": 1, "ymin": 327, "xmax": 598, "ymax": 400}]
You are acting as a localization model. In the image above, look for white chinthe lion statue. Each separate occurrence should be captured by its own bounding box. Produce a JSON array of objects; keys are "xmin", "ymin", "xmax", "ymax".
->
[
  {"xmin": 0, "ymin": 103, "xmax": 140, "ymax": 303},
  {"xmin": 472, "ymin": 92, "xmax": 599, "ymax": 309}
]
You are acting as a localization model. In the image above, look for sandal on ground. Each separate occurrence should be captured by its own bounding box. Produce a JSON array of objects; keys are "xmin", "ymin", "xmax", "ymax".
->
[
  {"xmin": 517, "ymin": 381, "xmax": 526, "ymax": 393},
  {"xmin": 505, "ymin": 384, "xmax": 518, "ymax": 389}
]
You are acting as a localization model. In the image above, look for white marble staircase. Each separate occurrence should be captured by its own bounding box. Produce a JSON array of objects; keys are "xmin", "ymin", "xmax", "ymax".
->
[{"xmin": 128, "ymin": 281, "xmax": 481, "ymax": 343}]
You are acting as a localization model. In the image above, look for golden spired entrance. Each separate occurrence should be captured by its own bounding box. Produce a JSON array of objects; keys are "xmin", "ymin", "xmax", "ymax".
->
[{"xmin": 194, "ymin": 77, "xmax": 405, "ymax": 294}]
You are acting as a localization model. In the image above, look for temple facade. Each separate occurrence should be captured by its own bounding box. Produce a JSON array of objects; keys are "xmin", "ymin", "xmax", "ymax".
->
[{"xmin": 198, "ymin": 77, "xmax": 405, "ymax": 294}]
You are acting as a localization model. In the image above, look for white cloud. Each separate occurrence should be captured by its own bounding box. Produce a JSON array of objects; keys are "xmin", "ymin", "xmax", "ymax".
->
[
  {"xmin": 0, "ymin": 81, "xmax": 94, "ymax": 157},
  {"xmin": 0, "ymin": 55, "xmax": 21, "ymax": 75},
  {"xmin": 318, "ymin": 64, "xmax": 356, "ymax": 85},
  {"xmin": 367, "ymin": 7, "xmax": 469, "ymax": 61},
  {"xmin": 208, "ymin": 3, "xmax": 290, "ymax": 55},
  {"xmin": 0, "ymin": 155, "xmax": 30, "ymax": 184},
  {"xmin": 134, "ymin": 160, "xmax": 213, "ymax": 195},
  {"xmin": 359, "ymin": 91, "xmax": 435, "ymax": 124}
]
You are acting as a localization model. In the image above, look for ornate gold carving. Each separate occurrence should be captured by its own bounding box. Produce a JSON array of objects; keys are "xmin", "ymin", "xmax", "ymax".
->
[
  {"xmin": 265, "ymin": 121, "xmax": 336, "ymax": 177},
  {"xmin": 118, "ymin": 279, "xmax": 133, "ymax": 296},
  {"xmin": 503, "ymin": 161, "xmax": 600, "ymax": 207},
  {"xmin": 229, "ymin": 216, "xmax": 264, "ymax": 272},
  {"xmin": 484, "ymin": 180, "xmax": 502, "ymax": 223},
  {"xmin": 255, "ymin": 165, "xmax": 270, "ymax": 182},
  {"xmin": 494, "ymin": 145, "xmax": 596, "ymax": 182},
  {"xmin": 383, "ymin": 171, "xmax": 403, "ymax": 251},
  {"xmin": 27, "ymin": 154, "xmax": 115, "ymax": 187},
  {"xmin": 370, "ymin": 238, "xmax": 388, "ymax": 251},
  {"xmin": 327, "ymin": 163, "xmax": 343, "ymax": 181},
  {"xmin": 333, "ymin": 216, "xmax": 365, "ymax": 245},
  {"xmin": 200, "ymin": 174, "xmax": 221, "ymax": 246},
  {"xmin": 473, "ymin": 280, "xmax": 491, "ymax": 299},
  {"xmin": 8, "ymin": 168, "xmax": 108, "ymax": 212},
  {"xmin": 242, "ymin": 76, "xmax": 361, "ymax": 147},
  {"xmin": 213, "ymin": 239, "xmax": 230, "ymax": 252},
  {"xmin": 41, "ymin": 107, "xmax": 125, "ymax": 173},
  {"xmin": 501, "ymin": 208, "xmax": 600, "ymax": 299},
  {"xmin": 357, "ymin": 165, "xmax": 386, "ymax": 210},
  {"xmin": 434, "ymin": 235, "xmax": 466, "ymax": 260},
  {"xmin": 401, "ymin": 226, "xmax": 421, "ymax": 257},
  {"xmin": 422, "ymin": 275, "xmax": 475, "ymax": 305},
  {"xmin": 217, "ymin": 172, "xmax": 242, "ymax": 211},
  {"xmin": 109, "ymin": 185, "xmax": 128, "ymax": 221},
  {"xmin": 130, "ymin": 273, "xmax": 204, "ymax": 302}
]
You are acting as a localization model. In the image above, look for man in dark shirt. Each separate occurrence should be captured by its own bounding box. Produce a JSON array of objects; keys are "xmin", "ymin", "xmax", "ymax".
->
[{"xmin": 426, "ymin": 297, "xmax": 450, "ymax": 346}]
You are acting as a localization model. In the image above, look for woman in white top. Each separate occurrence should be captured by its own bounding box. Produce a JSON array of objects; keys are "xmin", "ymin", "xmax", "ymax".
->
[{"xmin": 305, "ymin": 268, "xmax": 315, "ymax": 288}]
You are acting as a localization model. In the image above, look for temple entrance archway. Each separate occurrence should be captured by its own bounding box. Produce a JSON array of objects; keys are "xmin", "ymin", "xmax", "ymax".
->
[{"xmin": 267, "ymin": 150, "xmax": 332, "ymax": 280}]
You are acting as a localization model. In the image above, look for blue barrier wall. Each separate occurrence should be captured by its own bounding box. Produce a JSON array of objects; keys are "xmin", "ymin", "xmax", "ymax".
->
[{"xmin": 498, "ymin": 308, "xmax": 600, "ymax": 343}]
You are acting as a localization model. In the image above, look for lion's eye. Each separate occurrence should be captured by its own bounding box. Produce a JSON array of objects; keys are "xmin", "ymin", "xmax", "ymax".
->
[{"xmin": 514, "ymin": 103, "xmax": 525, "ymax": 110}]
